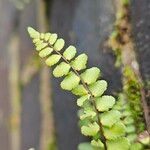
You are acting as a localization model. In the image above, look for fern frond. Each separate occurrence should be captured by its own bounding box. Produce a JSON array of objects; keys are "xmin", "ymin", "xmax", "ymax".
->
[{"xmin": 27, "ymin": 27, "xmax": 130, "ymax": 150}]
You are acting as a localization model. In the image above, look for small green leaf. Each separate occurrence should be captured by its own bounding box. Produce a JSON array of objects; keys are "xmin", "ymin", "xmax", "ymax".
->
[
  {"xmin": 77, "ymin": 95, "xmax": 90, "ymax": 107},
  {"xmin": 53, "ymin": 62, "xmax": 70, "ymax": 77},
  {"xmin": 91, "ymin": 139, "xmax": 104, "ymax": 148},
  {"xmin": 81, "ymin": 122, "xmax": 99, "ymax": 136},
  {"xmin": 60, "ymin": 71, "xmax": 80, "ymax": 90},
  {"xmin": 122, "ymin": 110, "xmax": 132, "ymax": 117},
  {"xmin": 71, "ymin": 54, "xmax": 88, "ymax": 71},
  {"xmin": 45, "ymin": 54, "xmax": 61, "ymax": 66},
  {"xmin": 123, "ymin": 116, "xmax": 134, "ymax": 125},
  {"xmin": 100, "ymin": 110, "xmax": 121, "ymax": 127},
  {"xmin": 89, "ymin": 80, "xmax": 107, "ymax": 97},
  {"xmin": 96, "ymin": 95, "xmax": 115, "ymax": 112},
  {"xmin": 72, "ymin": 85, "xmax": 88, "ymax": 96},
  {"xmin": 33, "ymin": 38, "xmax": 41, "ymax": 43},
  {"xmin": 36, "ymin": 43, "xmax": 48, "ymax": 51},
  {"xmin": 44, "ymin": 33, "xmax": 51, "ymax": 41},
  {"xmin": 54, "ymin": 38, "xmax": 65, "ymax": 51},
  {"xmin": 39, "ymin": 47, "xmax": 53, "ymax": 58},
  {"xmin": 27, "ymin": 27, "xmax": 40, "ymax": 39},
  {"xmin": 106, "ymin": 137, "xmax": 130, "ymax": 150},
  {"xmin": 78, "ymin": 115, "xmax": 91, "ymax": 127},
  {"xmin": 127, "ymin": 134, "xmax": 137, "ymax": 142},
  {"xmin": 40, "ymin": 33, "xmax": 45, "ymax": 39},
  {"xmin": 78, "ymin": 143, "xmax": 93, "ymax": 150},
  {"xmin": 63, "ymin": 45, "xmax": 77, "ymax": 60},
  {"xmin": 103, "ymin": 122, "xmax": 126, "ymax": 140},
  {"xmin": 49, "ymin": 33, "xmax": 58, "ymax": 45},
  {"xmin": 126, "ymin": 125, "xmax": 136, "ymax": 134},
  {"xmin": 35, "ymin": 40, "xmax": 43, "ymax": 46},
  {"xmin": 129, "ymin": 143, "xmax": 143, "ymax": 150},
  {"xmin": 81, "ymin": 67, "xmax": 100, "ymax": 85},
  {"xmin": 80, "ymin": 109, "xmax": 96, "ymax": 120}
]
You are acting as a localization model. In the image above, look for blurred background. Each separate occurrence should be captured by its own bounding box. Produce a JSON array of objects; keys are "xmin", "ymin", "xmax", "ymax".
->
[{"xmin": 0, "ymin": 0, "xmax": 150, "ymax": 150}]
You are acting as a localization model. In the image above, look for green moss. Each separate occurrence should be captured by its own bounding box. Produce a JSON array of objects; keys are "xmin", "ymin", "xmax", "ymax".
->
[
  {"xmin": 121, "ymin": 0, "xmax": 130, "ymax": 6},
  {"xmin": 123, "ymin": 66, "xmax": 145, "ymax": 133},
  {"xmin": 108, "ymin": 31, "xmax": 122, "ymax": 67},
  {"xmin": 47, "ymin": 137, "xmax": 57, "ymax": 150},
  {"xmin": 114, "ymin": 49, "xmax": 122, "ymax": 67}
]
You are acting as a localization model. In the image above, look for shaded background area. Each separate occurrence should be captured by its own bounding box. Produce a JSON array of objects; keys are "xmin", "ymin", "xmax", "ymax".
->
[{"xmin": 0, "ymin": 0, "xmax": 149, "ymax": 150}]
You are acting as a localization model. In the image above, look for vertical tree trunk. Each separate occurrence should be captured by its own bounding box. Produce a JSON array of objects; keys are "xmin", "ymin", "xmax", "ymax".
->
[
  {"xmin": 36, "ymin": 0, "xmax": 56, "ymax": 150},
  {"xmin": 9, "ymin": 34, "xmax": 21, "ymax": 150},
  {"xmin": 19, "ymin": 1, "xmax": 41, "ymax": 149}
]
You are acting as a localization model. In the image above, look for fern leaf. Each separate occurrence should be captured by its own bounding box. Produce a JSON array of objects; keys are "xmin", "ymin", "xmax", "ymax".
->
[
  {"xmin": 34, "ymin": 39, "xmax": 42, "ymax": 45},
  {"xmin": 81, "ymin": 122, "xmax": 99, "ymax": 136},
  {"xmin": 48, "ymin": 33, "xmax": 58, "ymax": 45},
  {"xmin": 53, "ymin": 62, "xmax": 70, "ymax": 77},
  {"xmin": 72, "ymin": 85, "xmax": 88, "ymax": 96},
  {"xmin": 71, "ymin": 54, "xmax": 88, "ymax": 71},
  {"xmin": 123, "ymin": 116, "xmax": 134, "ymax": 125},
  {"xmin": 103, "ymin": 122, "xmax": 126, "ymax": 140},
  {"xmin": 127, "ymin": 134, "xmax": 137, "ymax": 143},
  {"xmin": 89, "ymin": 80, "xmax": 107, "ymax": 97},
  {"xmin": 63, "ymin": 45, "xmax": 77, "ymax": 60},
  {"xmin": 129, "ymin": 142, "xmax": 143, "ymax": 150},
  {"xmin": 91, "ymin": 139, "xmax": 104, "ymax": 148},
  {"xmin": 81, "ymin": 67, "xmax": 100, "ymax": 85},
  {"xmin": 100, "ymin": 110, "xmax": 121, "ymax": 127},
  {"xmin": 54, "ymin": 38, "xmax": 65, "ymax": 51},
  {"xmin": 33, "ymin": 38, "xmax": 41, "ymax": 43},
  {"xmin": 78, "ymin": 143, "xmax": 93, "ymax": 150},
  {"xmin": 106, "ymin": 137, "xmax": 130, "ymax": 150},
  {"xmin": 77, "ymin": 95, "xmax": 90, "ymax": 107},
  {"xmin": 40, "ymin": 33, "xmax": 45, "ymax": 39},
  {"xmin": 45, "ymin": 54, "xmax": 61, "ymax": 66},
  {"xmin": 60, "ymin": 71, "xmax": 80, "ymax": 90},
  {"xmin": 39, "ymin": 47, "xmax": 53, "ymax": 58},
  {"xmin": 28, "ymin": 27, "xmax": 40, "ymax": 38},
  {"xmin": 125, "ymin": 125, "xmax": 136, "ymax": 134},
  {"xmin": 36, "ymin": 42, "xmax": 48, "ymax": 51},
  {"xmin": 80, "ymin": 109, "xmax": 96, "ymax": 120},
  {"xmin": 96, "ymin": 95, "xmax": 115, "ymax": 112},
  {"xmin": 44, "ymin": 33, "xmax": 51, "ymax": 41}
]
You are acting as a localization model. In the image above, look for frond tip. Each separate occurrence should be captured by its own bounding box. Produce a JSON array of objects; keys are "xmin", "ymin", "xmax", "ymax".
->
[{"xmin": 27, "ymin": 27, "xmax": 40, "ymax": 39}]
